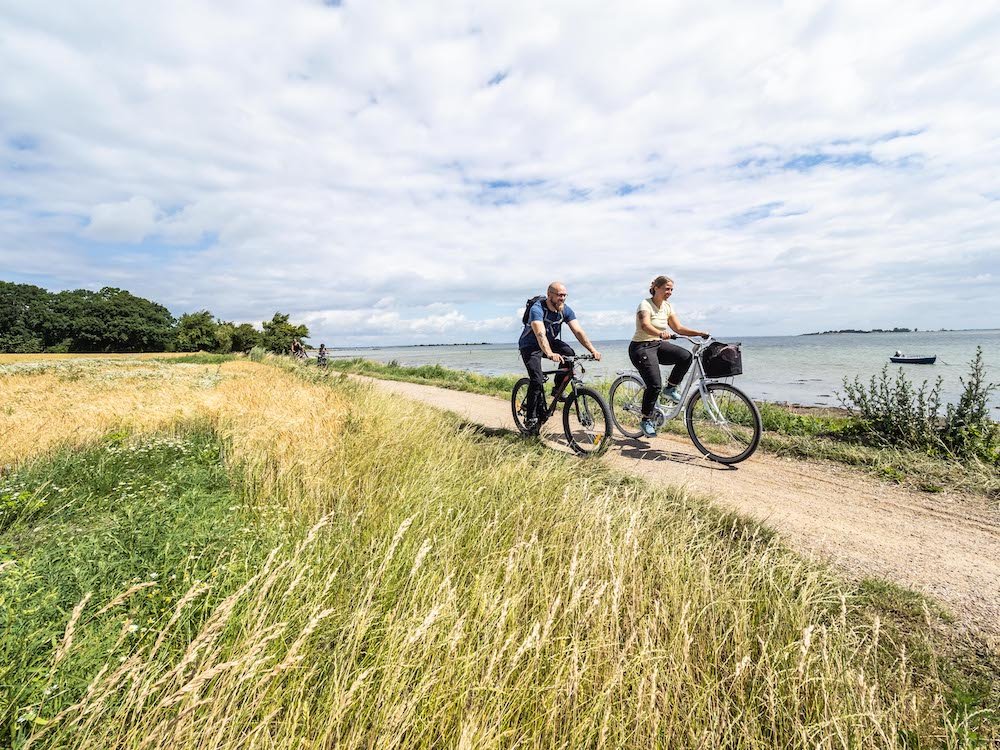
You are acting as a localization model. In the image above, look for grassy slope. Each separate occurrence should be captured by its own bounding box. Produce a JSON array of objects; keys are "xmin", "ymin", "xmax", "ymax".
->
[{"xmin": 0, "ymin": 358, "xmax": 995, "ymax": 747}]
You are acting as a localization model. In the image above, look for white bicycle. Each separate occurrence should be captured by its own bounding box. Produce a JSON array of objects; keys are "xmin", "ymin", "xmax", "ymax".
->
[{"xmin": 608, "ymin": 335, "xmax": 762, "ymax": 464}]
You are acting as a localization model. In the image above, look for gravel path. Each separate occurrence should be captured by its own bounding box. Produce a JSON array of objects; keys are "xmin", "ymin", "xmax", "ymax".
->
[{"xmin": 364, "ymin": 376, "xmax": 1000, "ymax": 648}]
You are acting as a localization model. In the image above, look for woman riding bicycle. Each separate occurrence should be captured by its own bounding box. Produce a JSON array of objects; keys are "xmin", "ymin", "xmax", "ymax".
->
[{"xmin": 629, "ymin": 275, "xmax": 709, "ymax": 438}]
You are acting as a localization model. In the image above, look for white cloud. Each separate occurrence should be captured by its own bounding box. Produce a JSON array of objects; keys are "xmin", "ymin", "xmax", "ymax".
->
[
  {"xmin": 1, "ymin": 0, "xmax": 998, "ymax": 343},
  {"xmin": 84, "ymin": 196, "xmax": 159, "ymax": 243}
]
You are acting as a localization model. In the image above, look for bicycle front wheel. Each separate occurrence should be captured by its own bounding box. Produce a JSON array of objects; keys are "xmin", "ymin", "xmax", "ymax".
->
[
  {"xmin": 563, "ymin": 387, "xmax": 613, "ymax": 457},
  {"xmin": 685, "ymin": 383, "xmax": 762, "ymax": 464},
  {"xmin": 511, "ymin": 377, "xmax": 533, "ymax": 435},
  {"xmin": 608, "ymin": 374, "xmax": 646, "ymax": 438}
]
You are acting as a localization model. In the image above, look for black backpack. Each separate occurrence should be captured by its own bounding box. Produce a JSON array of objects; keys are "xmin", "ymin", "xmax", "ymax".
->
[{"xmin": 521, "ymin": 295, "xmax": 545, "ymax": 324}]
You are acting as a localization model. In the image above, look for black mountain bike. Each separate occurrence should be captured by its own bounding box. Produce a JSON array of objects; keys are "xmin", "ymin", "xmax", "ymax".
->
[{"xmin": 511, "ymin": 355, "xmax": 613, "ymax": 457}]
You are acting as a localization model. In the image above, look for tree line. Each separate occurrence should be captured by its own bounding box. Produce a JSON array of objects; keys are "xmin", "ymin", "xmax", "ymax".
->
[{"xmin": 0, "ymin": 281, "xmax": 309, "ymax": 354}]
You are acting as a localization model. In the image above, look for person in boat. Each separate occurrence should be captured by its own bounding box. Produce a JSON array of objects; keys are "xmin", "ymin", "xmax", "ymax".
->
[
  {"xmin": 629, "ymin": 275, "xmax": 710, "ymax": 438},
  {"xmin": 894, "ymin": 350, "xmax": 903, "ymax": 357}
]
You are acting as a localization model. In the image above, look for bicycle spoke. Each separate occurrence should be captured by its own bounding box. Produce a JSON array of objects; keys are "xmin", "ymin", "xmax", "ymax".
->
[
  {"xmin": 610, "ymin": 376, "xmax": 645, "ymax": 438},
  {"xmin": 564, "ymin": 389, "xmax": 612, "ymax": 456},
  {"xmin": 686, "ymin": 384, "xmax": 761, "ymax": 463}
]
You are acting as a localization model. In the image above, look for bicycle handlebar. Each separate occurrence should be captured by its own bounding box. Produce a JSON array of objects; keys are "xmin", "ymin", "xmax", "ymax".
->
[{"xmin": 669, "ymin": 334, "xmax": 714, "ymax": 345}]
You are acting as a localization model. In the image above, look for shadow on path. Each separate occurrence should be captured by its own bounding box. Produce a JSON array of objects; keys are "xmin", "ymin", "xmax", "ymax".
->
[{"xmin": 616, "ymin": 438, "xmax": 737, "ymax": 471}]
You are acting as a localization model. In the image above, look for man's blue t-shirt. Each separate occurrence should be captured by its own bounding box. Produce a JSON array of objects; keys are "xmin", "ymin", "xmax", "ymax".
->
[{"xmin": 518, "ymin": 299, "xmax": 576, "ymax": 351}]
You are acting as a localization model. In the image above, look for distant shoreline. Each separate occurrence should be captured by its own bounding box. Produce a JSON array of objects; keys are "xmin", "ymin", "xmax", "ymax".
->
[{"xmin": 801, "ymin": 327, "xmax": 917, "ymax": 336}]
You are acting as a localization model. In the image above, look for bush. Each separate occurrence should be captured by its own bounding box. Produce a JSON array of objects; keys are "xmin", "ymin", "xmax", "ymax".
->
[
  {"xmin": 840, "ymin": 347, "xmax": 998, "ymax": 462},
  {"xmin": 943, "ymin": 348, "xmax": 1000, "ymax": 463},
  {"xmin": 248, "ymin": 346, "xmax": 268, "ymax": 362}
]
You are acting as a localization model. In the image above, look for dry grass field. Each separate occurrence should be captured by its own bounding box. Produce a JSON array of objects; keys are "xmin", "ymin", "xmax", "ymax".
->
[{"xmin": 0, "ymin": 355, "xmax": 993, "ymax": 748}]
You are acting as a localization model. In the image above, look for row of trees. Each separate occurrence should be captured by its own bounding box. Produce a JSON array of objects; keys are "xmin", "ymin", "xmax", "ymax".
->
[{"xmin": 0, "ymin": 282, "xmax": 309, "ymax": 354}]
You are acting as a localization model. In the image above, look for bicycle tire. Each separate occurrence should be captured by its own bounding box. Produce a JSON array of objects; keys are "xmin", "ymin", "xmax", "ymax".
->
[
  {"xmin": 684, "ymin": 383, "xmax": 762, "ymax": 464},
  {"xmin": 562, "ymin": 386, "xmax": 613, "ymax": 457},
  {"xmin": 609, "ymin": 374, "xmax": 646, "ymax": 438},
  {"xmin": 511, "ymin": 377, "xmax": 534, "ymax": 435}
]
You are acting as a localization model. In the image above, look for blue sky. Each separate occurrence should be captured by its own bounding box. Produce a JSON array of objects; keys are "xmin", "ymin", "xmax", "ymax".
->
[{"xmin": 1, "ymin": 0, "xmax": 998, "ymax": 344}]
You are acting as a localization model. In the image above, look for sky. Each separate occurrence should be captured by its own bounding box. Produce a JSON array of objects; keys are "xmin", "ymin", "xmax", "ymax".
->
[{"xmin": 2, "ymin": 0, "xmax": 998, "ymax": 345}]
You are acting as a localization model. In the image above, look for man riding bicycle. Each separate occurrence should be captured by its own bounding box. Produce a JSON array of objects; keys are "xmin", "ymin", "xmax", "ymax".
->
[{"xmin": 518, "ymin": 281, "xmax": 601, "ymax": 433}]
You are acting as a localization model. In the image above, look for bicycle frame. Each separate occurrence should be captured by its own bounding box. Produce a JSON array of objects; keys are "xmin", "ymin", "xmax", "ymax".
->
[
  {"xmin": 537, "ymin": 357, "xmax": 586, "ymax": 418},
  {"xmin": 617, "ymin": 336, "xmax": 722, "ymax": 424}
]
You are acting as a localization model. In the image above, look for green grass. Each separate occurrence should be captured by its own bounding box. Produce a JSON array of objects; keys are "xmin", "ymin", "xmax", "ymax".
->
[
  {"xmin": 154, "ymin": 352, "xmax": 239, "ymax": 365},
  {"xmin": 325, "ymin": 356, "xmax": 519, "ymax": 396},
  {"xmin": 0, "ymin": 426, "xmax": 274, "ymax": 745}
]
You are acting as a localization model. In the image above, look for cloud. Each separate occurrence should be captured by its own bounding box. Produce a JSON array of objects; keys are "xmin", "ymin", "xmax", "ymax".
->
[
  {"xmin": 1, "ymin": 1, "xmax": 998, "ymax": 344},
  {"xmin": 84, "ymin": 196, "xmax": 159, "ymax": 243}
]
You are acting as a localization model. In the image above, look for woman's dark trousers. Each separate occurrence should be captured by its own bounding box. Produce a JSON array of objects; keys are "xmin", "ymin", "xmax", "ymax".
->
[
  {"xmin": 628, "ymin": 340, "xmax": 693, "ymax": 417},
  {"xmin": 520, "ymin": 340, "xmax": 576, "ymax": 421}
]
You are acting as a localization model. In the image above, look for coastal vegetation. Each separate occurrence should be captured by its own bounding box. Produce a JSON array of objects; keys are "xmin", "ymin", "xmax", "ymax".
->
[
  {"xmin": 323, "ymin": 354, "xmax": 1000, "ymax": 500},
  {"xmin": 840, "ymin": 348, "xmax": 998, "ymax": 464},
  {"xmin": 0, "ymin": 282, "xmax": 308, "ymax": 355},
  {"xmin": 1, "ymin": 355, "xmax": 995, "ymax": 747}
]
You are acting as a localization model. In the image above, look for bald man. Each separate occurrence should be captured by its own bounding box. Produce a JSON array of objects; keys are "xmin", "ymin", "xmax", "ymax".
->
[{"xmin": 517, "ymin": 281, "xmax": 602, "ymax": 433}]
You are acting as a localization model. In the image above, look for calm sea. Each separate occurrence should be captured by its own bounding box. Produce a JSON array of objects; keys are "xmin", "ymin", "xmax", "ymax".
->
[{"xmin": 329, "ymin": 329, "xmax": 1000, "ymax": 414}]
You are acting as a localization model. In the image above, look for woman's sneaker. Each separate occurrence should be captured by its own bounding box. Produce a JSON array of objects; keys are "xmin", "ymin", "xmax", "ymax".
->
[
  {"xmin": 661, "ymin": 385, "xmax": 682, "ymax": 403},
  {"xmin": 640, "ymin": 418, "xmax": 657, "ymax": 438}
]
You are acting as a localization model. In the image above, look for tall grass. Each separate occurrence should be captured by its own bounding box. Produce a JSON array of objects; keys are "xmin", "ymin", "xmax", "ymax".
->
[{"xmin": 0, "ymin": 358, "xmax": 994, "ymax": 747}]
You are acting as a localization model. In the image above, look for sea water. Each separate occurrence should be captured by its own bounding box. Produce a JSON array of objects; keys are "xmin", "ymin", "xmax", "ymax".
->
[{"xmin": 329, "ymin": 329, "xmax": 1000, "ymax": 413}]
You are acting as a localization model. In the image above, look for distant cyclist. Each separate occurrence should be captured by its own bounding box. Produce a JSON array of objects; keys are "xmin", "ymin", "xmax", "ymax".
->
[
  {"xmin": 629, "ymin": 275, "xmax": 709, "ymax": 437},
  {"xmin": 518, "ymin": 281, "xmax": 602, "ymax": 432}
]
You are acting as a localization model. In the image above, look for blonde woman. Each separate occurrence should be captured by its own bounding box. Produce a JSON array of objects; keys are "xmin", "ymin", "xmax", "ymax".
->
[{"xmin": 628, "ymin": 275, "xmax": 709, "ymax": 437}]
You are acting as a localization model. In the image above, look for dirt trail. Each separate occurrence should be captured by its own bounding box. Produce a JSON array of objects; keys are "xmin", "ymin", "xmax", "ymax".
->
[{"xmin": 364, "ymin": 376, "xmax": 1000, "ymax": 647}]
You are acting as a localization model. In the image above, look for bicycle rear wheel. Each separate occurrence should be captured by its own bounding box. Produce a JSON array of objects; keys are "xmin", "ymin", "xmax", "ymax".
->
[
  {"xmin": 684, "ymin": 383, "xmax": 761, "ymax": 464},
  {"xmin": 511, "ymin": 377, "xmax": 534, "ymax": 435},
  {"xmin": 608, "ymin": 374, "xmax": 646, "ymax": 438},
  {"xmin": 563, "ymin": 386, "xmax": 613, "ymax": 456}
]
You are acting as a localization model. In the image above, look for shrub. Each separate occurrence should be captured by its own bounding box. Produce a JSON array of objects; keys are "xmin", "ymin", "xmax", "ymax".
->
[
  {"xmin": 840, "ymin": 347, "xmax": 998, "ymax": 462},
  {"xmin": 943, "ymin": 348, "xmax": 1000, "ymax": 463}
]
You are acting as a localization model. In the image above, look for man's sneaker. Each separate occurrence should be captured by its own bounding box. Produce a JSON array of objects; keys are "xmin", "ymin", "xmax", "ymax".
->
[
  {"xmin": 661, "ymin": 385, "xmax": 682, "ymax": 403},
  {"xmin": 640, "ymin": 418, "xmax": 657, "ymax": 438},
  {"xmin": 524, "ymin": 417, "xmax": 539, "ymax": 435}
]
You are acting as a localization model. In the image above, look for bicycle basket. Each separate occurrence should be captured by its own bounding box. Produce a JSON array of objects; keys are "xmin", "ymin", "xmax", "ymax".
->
[{"xmin": 702, "ymin": 342, "xmax": 743, "ymax": 378}]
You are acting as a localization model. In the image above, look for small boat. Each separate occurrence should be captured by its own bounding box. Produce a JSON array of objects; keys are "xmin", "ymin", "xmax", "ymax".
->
[{"xmin": 889, "ymin": 351, "xmax": 936, "ymax": 365}]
